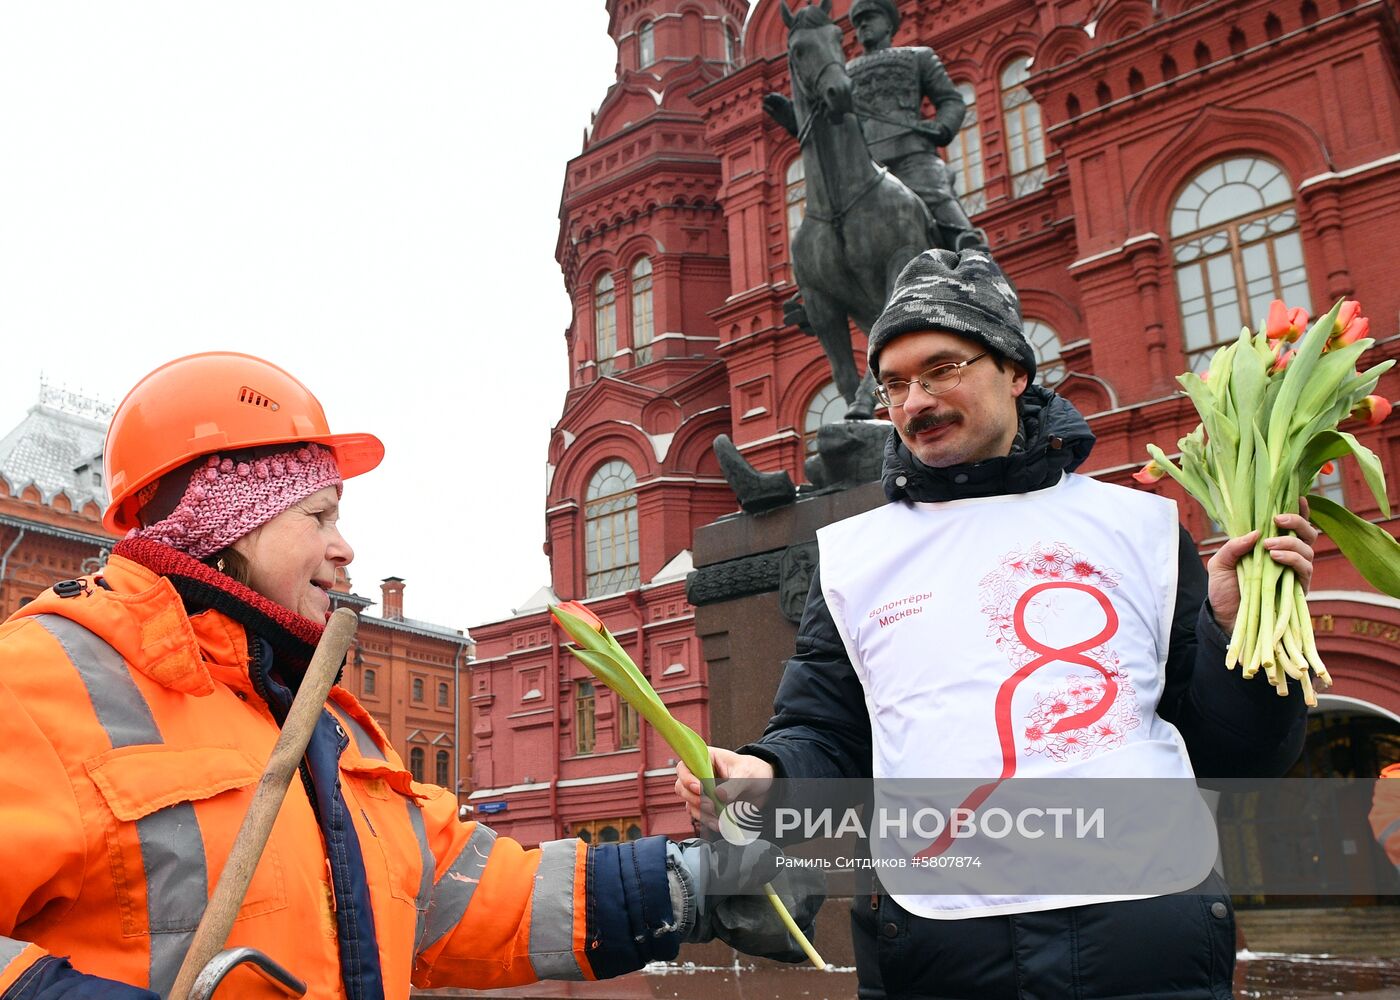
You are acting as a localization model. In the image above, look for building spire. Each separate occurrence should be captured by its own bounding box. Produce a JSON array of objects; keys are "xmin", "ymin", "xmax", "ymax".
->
[
  {"xmin": 605, "ymin": 0, "xmax": 748, "ymax": 80},
  {"xmin": 37, "ymin": 375, "xmax": 115, "ymax": 422}
]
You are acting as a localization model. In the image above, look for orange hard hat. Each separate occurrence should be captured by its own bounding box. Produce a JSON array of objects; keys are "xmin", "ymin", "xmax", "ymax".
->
[{"xmin": 103, "ymin": 352, "xmax": 384, "ymax": 533}]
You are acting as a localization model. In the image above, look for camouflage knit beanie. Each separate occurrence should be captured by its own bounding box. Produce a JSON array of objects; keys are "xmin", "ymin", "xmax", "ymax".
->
[{"xmin": 867, "ymin": 249, "xmax": 1033, "ymax": 380}]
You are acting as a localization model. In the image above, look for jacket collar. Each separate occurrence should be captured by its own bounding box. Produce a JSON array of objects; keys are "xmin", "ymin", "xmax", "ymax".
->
[
  {"xmin": 15, "ymin": 556, "xmax": 392, "ymax": 759},
  {"xmin": 880, "ymin": 386, "xmax": 1096, "ymax": 503}
]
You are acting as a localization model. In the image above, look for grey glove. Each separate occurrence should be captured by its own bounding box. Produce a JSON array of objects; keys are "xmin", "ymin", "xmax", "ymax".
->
[
  {"xmin": 926, "ymin": 123, "xmax": 953, "ymax": 147},
  {"xmin": 667, "ymin": 839, "xmax": 825, "ymax": 963}
]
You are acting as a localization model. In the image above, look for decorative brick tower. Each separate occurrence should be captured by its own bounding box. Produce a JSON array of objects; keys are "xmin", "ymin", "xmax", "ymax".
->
[{"xmin": 465, "ymin": 0, "xmax": 749, "ymax": 846}]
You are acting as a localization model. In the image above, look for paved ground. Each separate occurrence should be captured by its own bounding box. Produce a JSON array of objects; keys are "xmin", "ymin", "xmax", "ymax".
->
[
  {"xmin": 416, "ymin": 906, "xmax": 1400, "ymax": 999},
  {"xmin": 417, "ymin": 952, "xmax": 1400, "ymax": 999},
  {"xmin": 1235, "ymin": 952, "xmax": 1400, "ymax": 999}
]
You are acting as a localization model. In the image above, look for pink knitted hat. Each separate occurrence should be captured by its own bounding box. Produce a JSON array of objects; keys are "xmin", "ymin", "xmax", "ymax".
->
[{"xmin": 129, "ymin": 443, "xmax": 342, "ymax": 559}]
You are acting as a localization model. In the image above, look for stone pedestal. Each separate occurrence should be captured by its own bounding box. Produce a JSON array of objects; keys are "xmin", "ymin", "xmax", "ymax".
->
[
  {"xmin": 686, "ymin": 481, "xmax": 887, "ymax": 971},
  {"xmin": 688, "ymin": 480, "xmax": 885, "ymax": 748}
]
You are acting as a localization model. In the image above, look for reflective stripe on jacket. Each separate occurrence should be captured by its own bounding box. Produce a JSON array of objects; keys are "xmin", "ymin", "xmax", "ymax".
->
[{"xmin": 0, "ymin": 555, "xmax": 678, "ymax": 998}]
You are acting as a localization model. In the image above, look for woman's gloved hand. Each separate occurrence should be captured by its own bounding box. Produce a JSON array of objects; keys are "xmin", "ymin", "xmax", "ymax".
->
[{"xmin": 666, "ymin": 839, "xmax": 825, "ymax": 963}]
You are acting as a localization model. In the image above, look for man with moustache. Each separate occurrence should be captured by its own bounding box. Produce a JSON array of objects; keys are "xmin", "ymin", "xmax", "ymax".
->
[{"xmin": 675, "ymin": 249, "xmax": 1317, "ymax": 997}]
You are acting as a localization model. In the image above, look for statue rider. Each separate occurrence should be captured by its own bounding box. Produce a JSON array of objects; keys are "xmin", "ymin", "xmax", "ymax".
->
[{"xmin": 766, "ymin": 0, "xmax": 987, "ymax": 253}]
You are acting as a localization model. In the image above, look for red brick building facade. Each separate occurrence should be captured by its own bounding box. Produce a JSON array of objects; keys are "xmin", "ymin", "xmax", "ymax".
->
[
  {"xmin": 474, "ymin": 0, "xmax": 1400, "ymax": 845},
  {"xmin": 332, "ymin": 579, "xmax": 473, "ymax": 799},
  {"xmin": 466, "ymin": 0, "xmax": 746, "ymax": 844}
]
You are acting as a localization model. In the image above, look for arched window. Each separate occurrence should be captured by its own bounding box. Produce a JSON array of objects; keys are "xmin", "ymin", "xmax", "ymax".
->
[
  {"xmin": 1024, "ymin": 320, "xmax": 1066, "ymax": 386},
  {"xmin": 803, "ymin": 381, "xmax": 846, "ymax": 455},
  {"xmin": 631, "ymin": 257, "xmax": 655, "ymax": 366},
  {"xmin": 435, "ymin": 749, "xmax": 450, "ymax": 787},
  {"xmin": 437, "ymin": 681, "xmax": 450, "ymax": 708},
  {"xmin": 575, "ymin": 680, "xmax": 597, "ymax": 754},
  {"xmin": 724, "ymin": 24, "xmax": 740, "ymax": 70},
  {"xmin": 585, "ymin": 461, "xmax": 640, "ymax": 596},
  {"xmin": 594, "ymin": 272, "xmax": 618, "ymax": 376},
  {"xmin": 1001, "ymin": 58, "xmax": 1046, "ymax": 197},
  {"xmin": 785, "ymin": 159, "xmax": 806, "ymax": 240},
  {"xmin": 409, "ymin": 747, "xmax": 425, "ymax": 782},
  {"xmin": 411, "ymin": 677, "xmax": 424, "ymax": 703},
  {"xmin": 945, "ymin": 82, "xmax": 986, "ymax": 215},
  {"xmin": 363, "ymin": 668, "xmax": 376, "ymax": 696},
  {"xmin": 1171, "ymin": 157, "xmax": 1310, "ymax": 372},
  {"xmin": 638, "ymin": 21, "xmax": 656, "ymax": 69}
]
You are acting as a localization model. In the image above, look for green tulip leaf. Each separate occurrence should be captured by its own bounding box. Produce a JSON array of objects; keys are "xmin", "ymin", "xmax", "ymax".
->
[
  {"xmin": 1336, "ymin": 431, "xmax": 1391, "ymax": 519},
  {"xmin": 551, "ymin": 605, "xmax": 824, "ymax": 968},
  {"xmin": 1307, "ymin": 494, "xmax": 1400, "ymax": 598}
]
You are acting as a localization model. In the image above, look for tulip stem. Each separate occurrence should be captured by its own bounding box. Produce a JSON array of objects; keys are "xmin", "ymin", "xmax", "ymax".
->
[
  {"xmin": 549, "ymin": 603, "xmax": 826, "ymax": 970},
  {"xmin": 764, "ymin": 883, "xmax": 826, "ymax": 970}
]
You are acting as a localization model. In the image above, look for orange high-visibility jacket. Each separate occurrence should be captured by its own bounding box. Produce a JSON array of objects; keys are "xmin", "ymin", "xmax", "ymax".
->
[
  {"xmin": 0, "ymin": 556, "xmax": 680, "ymax": 997},
  {"xmin": 1372, "ymin": 762, "xmax": 1400, "ymax": 868}
]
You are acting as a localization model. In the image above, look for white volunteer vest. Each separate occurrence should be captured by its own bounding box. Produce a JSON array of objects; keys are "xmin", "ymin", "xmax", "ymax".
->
[{"xmin": 817, "ymin": 474, "xmax": 1211, "ymax": 918}]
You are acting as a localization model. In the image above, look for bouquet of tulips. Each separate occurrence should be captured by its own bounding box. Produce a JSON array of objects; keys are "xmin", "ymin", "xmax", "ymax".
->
[
  {"xmin": 1136, "ymin": 298, "xmax": 1397, "ymax": 705},
  {"xmin": 549, "ymin": 601, "xmax": 826, "ymax": 969}
]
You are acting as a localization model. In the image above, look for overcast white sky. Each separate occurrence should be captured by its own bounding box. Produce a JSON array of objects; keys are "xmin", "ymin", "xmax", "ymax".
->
[{"xmin": 0, "ymin": 3, "xmax": 645, "ymax": 634}]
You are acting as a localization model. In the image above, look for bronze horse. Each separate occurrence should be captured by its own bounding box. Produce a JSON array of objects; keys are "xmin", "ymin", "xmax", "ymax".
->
[{"xmin": 781, "ymin": 0, "xmax": 932, "ymax": 418}]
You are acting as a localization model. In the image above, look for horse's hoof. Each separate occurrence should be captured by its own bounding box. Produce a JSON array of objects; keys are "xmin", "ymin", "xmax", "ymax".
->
[{"xmin": 781, "ymin": 294, "xmax": 813, "ymax": 335}]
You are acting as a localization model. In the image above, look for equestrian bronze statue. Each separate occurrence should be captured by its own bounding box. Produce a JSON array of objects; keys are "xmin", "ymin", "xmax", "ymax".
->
[
  {"xmin": 774, "ymin": 0, "xmax": 983, "ymax": 420},
  {"xmin": 714, "ymin": 0, "xmax": 990, "ymax": 511}
]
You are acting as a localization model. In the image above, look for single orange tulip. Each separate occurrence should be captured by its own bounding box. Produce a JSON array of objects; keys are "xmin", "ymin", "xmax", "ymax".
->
[
  {"xmin": 1327, "ymin": 300, "xmax": 1368, "ymax": 350},
  {"xmin": 1351, "ymin": 394, "xmax": 1393, "ymax": 427},
  {"xmin": 1265, "ymin": 299, "xmax": 1308, "ymax": 342},
  {"xmin": 554, "ymin": 600, "xmax": 604, "ymax": 632},
  {"xmin": 1133, "ymin": 460, "xmax": 1167, "ymax": 485}
]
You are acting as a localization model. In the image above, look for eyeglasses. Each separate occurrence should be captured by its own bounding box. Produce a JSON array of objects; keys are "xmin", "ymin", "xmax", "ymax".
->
[{"xmin": 874, "ymin": 353, "xmax": 988, "ymax": 407}]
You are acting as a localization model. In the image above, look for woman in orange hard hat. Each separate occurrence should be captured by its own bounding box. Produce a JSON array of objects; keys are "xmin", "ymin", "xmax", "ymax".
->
[{"xmin": 0, "ymin": 353, "xmax": 810, "ymax": 999}]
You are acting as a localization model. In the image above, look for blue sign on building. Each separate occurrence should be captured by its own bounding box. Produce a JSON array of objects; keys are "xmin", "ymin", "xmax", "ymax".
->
[{"xmin": 477, "ymin": 801, "xmax": 509, "ymax": 814}]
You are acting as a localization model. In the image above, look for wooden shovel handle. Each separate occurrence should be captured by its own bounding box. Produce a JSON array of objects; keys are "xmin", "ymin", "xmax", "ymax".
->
[{"xmin": 168, "ymin": 607, "xmax": 360, "ymax": 1000}]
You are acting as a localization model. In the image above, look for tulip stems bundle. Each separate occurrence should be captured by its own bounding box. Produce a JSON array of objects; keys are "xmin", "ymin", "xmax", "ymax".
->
[
  {"xmin": 549, "ymin": 602, "xmax": 826, "ymax": 970},
  {"xmin": 1140, "ymin": 299, "xmax": 1397, "ymax": 706}
]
